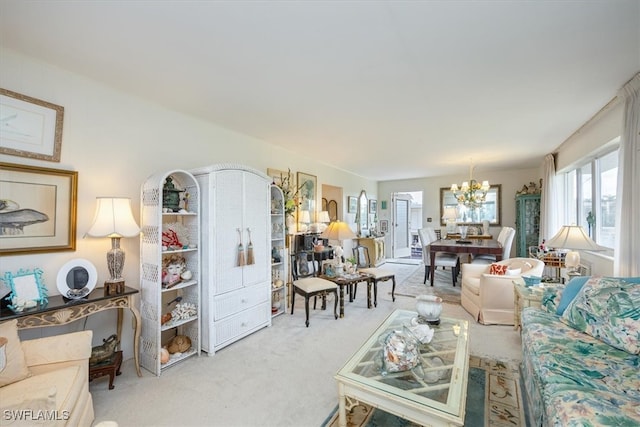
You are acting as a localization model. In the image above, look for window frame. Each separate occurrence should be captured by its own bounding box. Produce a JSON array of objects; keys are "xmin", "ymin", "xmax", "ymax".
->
[{"xmin": 561, "ymin": 141, "xmax": 618, "ymax": 255}]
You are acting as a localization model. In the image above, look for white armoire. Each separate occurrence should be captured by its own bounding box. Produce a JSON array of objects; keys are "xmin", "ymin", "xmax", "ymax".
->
[{"xmin": 191, "ymin": 164, "xmax": 272, "ymax": 354}]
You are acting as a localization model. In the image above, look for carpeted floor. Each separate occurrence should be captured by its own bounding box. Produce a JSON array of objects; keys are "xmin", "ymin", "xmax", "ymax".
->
[
  {"xmin": 321, "ymin": 356, "xmax": 525, "ymax": 427},
  {"xmin": 392, "ymin": 264, "xmax": 461, "ymax": 304}
]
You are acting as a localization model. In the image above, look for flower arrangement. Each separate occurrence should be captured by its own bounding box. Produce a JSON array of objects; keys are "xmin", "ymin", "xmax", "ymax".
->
[{"xmin": 275, "ymin": 169, "xmax": 302, "ymax": 218}]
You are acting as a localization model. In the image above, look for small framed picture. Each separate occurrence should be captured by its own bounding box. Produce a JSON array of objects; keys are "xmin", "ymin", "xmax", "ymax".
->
[
  {"xmin": 347, "ymin": 196, "xmax": 357, "ymax": 213},
  {"xmin": 380, "ymin": 220, "xmax": 389, "ymax": 234},
  {"xmin": 0, "ymin": 88, "xmax": 64, "ymax": 162},
  {"xmin": 369, "ymin": 199, "xmax": 377, "ymax": 214},
  {"xmin": 5, "ymin": 268, "xmax": 48, "ymax": 311}
]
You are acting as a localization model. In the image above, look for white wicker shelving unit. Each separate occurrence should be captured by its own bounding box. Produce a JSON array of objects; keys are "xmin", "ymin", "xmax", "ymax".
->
[
  {"xmin": 140, "ymin": 170, "xmax": 201, "ymax": 376},
  {"xmin": 270, "ymin": 184, "xmax": 287, "ymax": 317}
]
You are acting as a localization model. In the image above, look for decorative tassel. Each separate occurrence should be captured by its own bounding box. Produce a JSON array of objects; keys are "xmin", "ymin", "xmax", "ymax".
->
[
  {"xmin": 237, "ymin": 228, "xmax": 245, "ymax": 266},
  {"xmin": 246, "ymin": 228, "xmax": 255, "ymax": 265}
]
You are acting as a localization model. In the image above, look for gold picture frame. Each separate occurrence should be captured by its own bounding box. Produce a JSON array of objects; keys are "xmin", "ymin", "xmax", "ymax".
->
[
  {"xmin": 296, "ymin": 171, "xmax": 317, "ymax": 223},
  {"xmin": 0, "ymin": 162, "xmax": 78, "ymax": 255},
  {"xmin": 0, "ymin": 88, "xmax": 64, "ymax": 162}
]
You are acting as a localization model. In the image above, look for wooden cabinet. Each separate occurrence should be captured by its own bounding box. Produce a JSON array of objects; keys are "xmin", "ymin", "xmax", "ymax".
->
[
  {"xmin": 515, "ymin": 194, "xmax": 541, "ymax": 257},
  {"xmin": 140, "ymin": 170, "xmax": 201, "ymax": 376},
  {"xmin": 356, "ymin": 237, "xmax": 386, "ymax": 266},
  {"xmin": 270, "ymin": 184, "xmax": 287, "ymax": 317},
  {"xmin": 192, "ymin": 164, "xmax": 271, "ymax": 354}
]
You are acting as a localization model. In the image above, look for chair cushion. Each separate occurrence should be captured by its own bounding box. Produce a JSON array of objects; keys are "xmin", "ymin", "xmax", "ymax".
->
[
  {"xmin": 360, "ymin": 268, "xmax": 394, "ymax": 280},
  {"xmin": 463, "ymin": 277, "xmax": 481, "ymax": 296},
  {"xmin": 293, "ymin": 277, "xmax": 337, "ymax": 293},
  {"xmin": 0, "ymin": 319, "xmax": 31, "ymax": 387}
]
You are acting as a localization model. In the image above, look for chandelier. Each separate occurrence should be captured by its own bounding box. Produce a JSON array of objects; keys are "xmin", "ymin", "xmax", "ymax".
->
[{"xmin": 450, "ymin": 161, "xmax": 490, "ymax": 209}]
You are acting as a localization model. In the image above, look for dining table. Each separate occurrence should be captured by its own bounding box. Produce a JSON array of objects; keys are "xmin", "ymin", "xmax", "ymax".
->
[{"xmin": 429, "ymin": 238, "xmax": 503, "ymax": 286}]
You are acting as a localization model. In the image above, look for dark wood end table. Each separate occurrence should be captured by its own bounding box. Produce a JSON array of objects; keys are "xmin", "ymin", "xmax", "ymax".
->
[{"xmin": 89, "ymin": 350, "xmax": 123, "ymax": 390}]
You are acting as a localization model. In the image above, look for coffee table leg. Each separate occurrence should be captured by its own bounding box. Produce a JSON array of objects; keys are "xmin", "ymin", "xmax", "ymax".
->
[{"xmin": 338, "ymin": 383, "xmax": 347, "ymax": 427}]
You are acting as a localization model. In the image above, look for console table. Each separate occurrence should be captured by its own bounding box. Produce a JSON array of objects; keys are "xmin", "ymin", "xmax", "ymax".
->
[{"xmin": 0, "ymin": 286, "xmax": 142, "ymax": 377}]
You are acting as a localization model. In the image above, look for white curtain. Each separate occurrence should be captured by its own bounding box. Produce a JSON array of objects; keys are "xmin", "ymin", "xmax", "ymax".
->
[
  {"xmin": 614, "ymin": 72, "xmax": 640, "ymax": 276},
  {"xmin": 539, "ymin": 153, "xmax": 560, "ymax": 242}
]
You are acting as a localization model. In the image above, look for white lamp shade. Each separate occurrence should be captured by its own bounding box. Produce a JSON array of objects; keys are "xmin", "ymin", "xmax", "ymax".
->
[
  {"xmin": 87, "ymin": 197, "xmax": 140, "ymax": 238},
  {"xmin": 546, "ymin": 225, "xmax": 606, "ymax": 251},
  {"xmin": 318, "ymin": 211, "xmax": 330, "ymax": 223},
  {"xmin": 299, "ymin": 210, "xmax": 311, "ymax": 224},
  {"xmin": 442, "ymin": 207, "xmax": 457, "ymax": 220},
  {"xmin": 320, "ymin": 221, "xmax": 356, "ymax": 241}
]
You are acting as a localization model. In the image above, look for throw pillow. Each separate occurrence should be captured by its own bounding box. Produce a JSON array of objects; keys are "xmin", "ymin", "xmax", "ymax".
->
[
  {"xmin": 555, "ymin": 276, "xmax": 590, "ymax": 315},
  {"xmin": 561, "ymin": 277, "xmax": 640, "ymax": 354},
  {"xmin": 0, "ymin": 319, "xmax": 31, "ymax": 386},
  {"xmin": 489, "ymin": 263, "xmax": 508, "ymax": 275},
  {"xmin": 505, "ymin": 267, "xmax": 521, "ymax": 276}
]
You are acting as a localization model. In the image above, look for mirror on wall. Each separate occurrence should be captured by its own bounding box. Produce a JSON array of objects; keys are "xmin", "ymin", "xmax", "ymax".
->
[
  {"xmin": 440, "ymin": 184, "xmax": 502, "ymax": 226},
  {"xmin": 357, "ymin": 190, "xmax": 368, "ymax": 236}
]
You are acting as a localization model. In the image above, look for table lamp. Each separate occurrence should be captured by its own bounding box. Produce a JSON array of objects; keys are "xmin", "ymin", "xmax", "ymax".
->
[
  {"xmin": 320, "ymin": 220, "xmax": 356, "ymax": 265},
  {"xmin": 317, "ymin": 210, "xmax": 331, "ymax": 232},
  {"xmin": 442, "ymin": 207, "xmax": 458, "ymax": 235},
  {"xmin": 545, "ymin": 224, "xmax": 606, "ymax": 274},
  {"xmin": 299, "ymin": 210, "xmax": 311, "ymax": 232},
  {"xmin": 87, "ymin": 197, "xmax": 140, "ymax": 293}
]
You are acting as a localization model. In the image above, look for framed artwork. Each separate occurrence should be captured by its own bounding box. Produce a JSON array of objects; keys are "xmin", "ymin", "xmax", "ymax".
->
[
  {"xmin": 380, "ymin": 220, "xmax": 389, "ymax": 234},
  {"xmin": 369, "ymin": 199, "xmax": 377, "ymax": 214},
  {"xmin": 381, "ymin": 200, "xmax": 387, "ymax": 210},
  {"xmin": 5, "ymin": 268, "xmax": 48, "ymax": 311},
  {"xmin": 0, "ymin": 162, "xmax": 78, "ymax": 255},
  {"xmin": 0, "ymin": 88, "xmax": 64, "ymax": 162},
  {"xmin": 347, "ymin": 196, "xmax": 357, "ymax": 213},
  {"xmin": 296, "ymin": 171, "xmax": 317, "ymax": 220}
]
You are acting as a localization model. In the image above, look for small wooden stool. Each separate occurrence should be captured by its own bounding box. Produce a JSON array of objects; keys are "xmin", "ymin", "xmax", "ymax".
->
[{"xmin": 89, "ymin": 350, "xmax": 123, "ymax": 390}]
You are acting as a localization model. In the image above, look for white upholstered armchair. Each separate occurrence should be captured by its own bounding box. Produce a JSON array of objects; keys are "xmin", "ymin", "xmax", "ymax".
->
[{"xmin": 461, "ymin": 257, "xmax": 544, "ymax": 325}]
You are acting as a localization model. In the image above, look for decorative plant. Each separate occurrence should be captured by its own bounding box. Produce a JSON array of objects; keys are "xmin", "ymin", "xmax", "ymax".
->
[{"xmin": 275, "ymin": 169, "xmax": 302, "ymax": 219}]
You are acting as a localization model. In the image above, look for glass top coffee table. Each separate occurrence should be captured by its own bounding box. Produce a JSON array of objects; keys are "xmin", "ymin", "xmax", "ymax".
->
[{"xmin": 335, "ymin": 309, "xmax": 470, "ymax": 426}]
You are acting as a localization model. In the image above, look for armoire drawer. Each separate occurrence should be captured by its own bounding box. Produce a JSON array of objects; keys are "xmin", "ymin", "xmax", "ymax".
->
[
  {"xmin": 213, "ymin": 283, "xmax": 270, "ymax": 321},
  {"xmin": 214, "ymin": 302, "xmax": 270, "ymax": 348}
]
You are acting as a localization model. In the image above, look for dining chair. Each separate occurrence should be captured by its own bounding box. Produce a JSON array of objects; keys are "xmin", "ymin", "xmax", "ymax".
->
[
  {"xmin": 352, "ymin": 244, "xmax": 396, "ymax": 303},
  {"xmin": 472, "ymin": 226, "xmax": 515, "ymax": 264},
  {"xmin": 418, "ymin": 227, "xmax": 460, "ymax": 286},
  {"xmin": 290, "ymin": 251, "xmax": 338, "ymax": 327}
]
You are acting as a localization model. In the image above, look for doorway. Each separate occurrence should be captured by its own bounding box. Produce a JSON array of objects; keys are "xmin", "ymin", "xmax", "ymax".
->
[{"xmin": 392, "ymin": 191, "xmax": 423, "ymax": 259}]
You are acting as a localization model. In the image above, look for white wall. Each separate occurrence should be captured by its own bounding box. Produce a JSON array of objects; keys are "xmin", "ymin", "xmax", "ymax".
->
[{"xmin": 0, "ymin": 48, "xmax": 375, "ymax": 358}]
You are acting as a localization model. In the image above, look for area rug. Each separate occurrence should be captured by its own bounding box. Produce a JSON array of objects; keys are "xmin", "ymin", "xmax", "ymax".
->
[
  {"xmin": 392, "ymin": 264, "xmax": 461, "ymax": 305},
  {"xmin": 322, "ymin": 356, "xmax": 525, "ymax": 427}
]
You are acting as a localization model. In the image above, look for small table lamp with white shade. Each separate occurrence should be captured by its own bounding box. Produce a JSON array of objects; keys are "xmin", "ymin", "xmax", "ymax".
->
[
  {"xmin": 320, "ymin": 221, "xmax": 356, "ymax": 271},
  {"xmin": 87, "ymin": 197, "xmax": 140, "ymax": 293},
  {"xmin": 545, "ymin": 224, "xmax": 606, "ymax": 275},
  {"xmin": 317, "ymin": 210, "xmax": 331, "ymax": 232}
]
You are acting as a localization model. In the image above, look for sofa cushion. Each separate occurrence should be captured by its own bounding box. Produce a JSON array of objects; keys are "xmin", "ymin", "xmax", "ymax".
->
[
  {"xmin": 0, "ymin": 319, "xmax": 31, "ymax": 387},
  {"xmin": 0, "ymin": 365, "xmax": 82, "ymax": 421},
  {"xmin": 0, "ymin": 386, "xmax": 58, "ymax": 426},
  {"xmin": 562, "ymin": 276, "xmax": 640, "ymax": 354}
]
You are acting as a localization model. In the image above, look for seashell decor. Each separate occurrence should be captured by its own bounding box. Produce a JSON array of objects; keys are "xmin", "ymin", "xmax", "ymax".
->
[{"xmin": 171, "ymin": 302, "xmax": 197, "ymax": 320}]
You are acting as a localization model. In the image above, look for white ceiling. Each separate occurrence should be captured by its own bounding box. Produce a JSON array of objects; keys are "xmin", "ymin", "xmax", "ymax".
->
[{"xmin": 1, "ymin": 1, "xmax": 638, "ymax": 181}]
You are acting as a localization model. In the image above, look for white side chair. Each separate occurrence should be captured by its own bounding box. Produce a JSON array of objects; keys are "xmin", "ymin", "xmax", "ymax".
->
[
  {"xmin": 472, "ymin": 226, "xmax": 515, "ymax": 264},
  {"xmin": 418, "ymin": 227, "xmax": 460, "ymax": 286}
]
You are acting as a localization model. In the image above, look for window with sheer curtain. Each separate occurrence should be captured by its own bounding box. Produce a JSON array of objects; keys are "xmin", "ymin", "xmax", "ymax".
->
[{"xmin": 561, "ymin": 143, "xmax": 618, "ymax": 252}]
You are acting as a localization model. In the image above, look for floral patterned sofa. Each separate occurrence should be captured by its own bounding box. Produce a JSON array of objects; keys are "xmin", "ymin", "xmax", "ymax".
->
[{"xmin": 520, "ymin": 276, "xmax": 640, "ymax": 427}]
